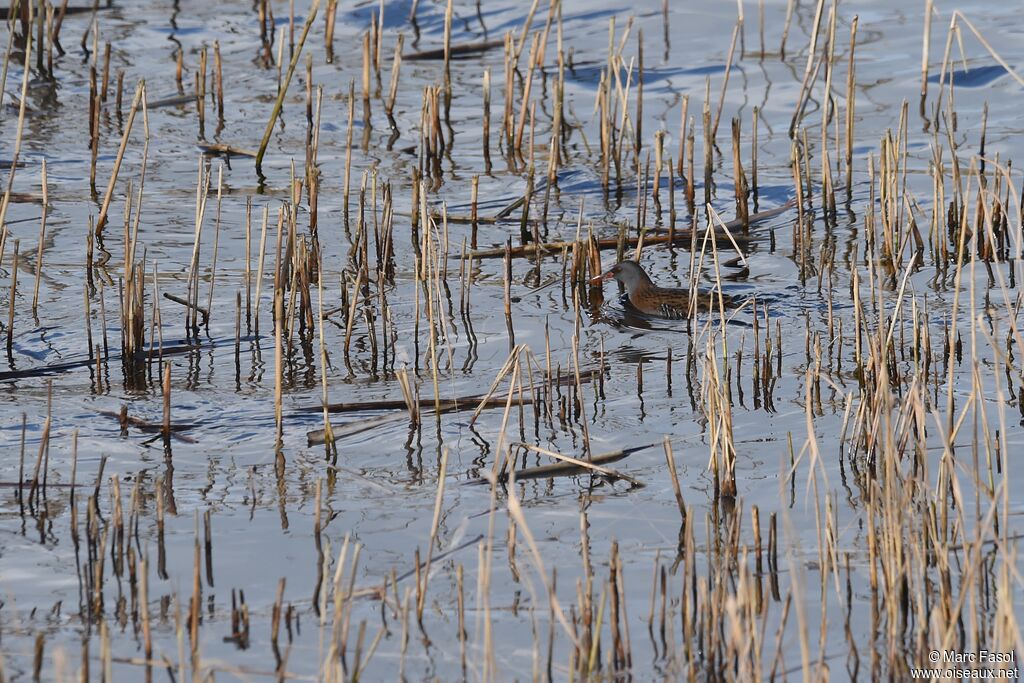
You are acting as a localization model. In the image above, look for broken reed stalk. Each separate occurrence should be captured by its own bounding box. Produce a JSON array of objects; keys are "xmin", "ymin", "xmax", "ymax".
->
[{"xmin": 255, "ymin": 0, "xmax": 322, "ymax": 175}]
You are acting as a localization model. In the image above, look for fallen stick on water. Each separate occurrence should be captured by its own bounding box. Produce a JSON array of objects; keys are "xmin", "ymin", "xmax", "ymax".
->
[
  {"xmin": 101, "ymin": 94, "xmax": 197, "ymax": 112},
  {"xmin": 0, "ymin": 338, "xmax": 238, "ymax": 381},
  {"xmin": 98, "ymin": 408, "xmax": 198, "ymax": 444},
  {"xmin": 297, "ymin": 396, "xmax": 527, "ymax": 415},
  {"xmin": 305, "ymin": 397, "xmax": 527, "ymax": 445},
  {"xmin": 466, "ymin": 200, "xmax": 796, "ymax": 259},
  {"xmin": 403, "ymin": 39, "xmax": 504, "ymax": 61},
  {"xmin": 466, "ymin": 443, "xmax": 656, "ymax": 486},
  {"xmin": 298, "ymin": 369, "xmax": 594, "ymax": 415},
  {"xmin": 163, "ymin": 292, "xmax": 209, "ymax": 326},
  {"xmin": 349, "ymin": 534, "xmax": 486, "ymax": 600},
  {"xmin": 198, "ymin": 143, "xmax": 258, "ymax": 158}
]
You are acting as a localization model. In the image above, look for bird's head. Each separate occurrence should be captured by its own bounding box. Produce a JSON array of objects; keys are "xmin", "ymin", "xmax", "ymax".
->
[{"xmin": 589, "ymin": 260, "xmax": 651, "ymax": 293}]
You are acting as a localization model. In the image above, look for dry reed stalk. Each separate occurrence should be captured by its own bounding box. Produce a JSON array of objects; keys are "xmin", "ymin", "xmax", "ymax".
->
[
  {"xmin": 635, "ymin": 30, "xmax": 644, "ymax": 168},
  {"xmin": 95, "ymin": 81, "xmax": 143, "ymax": 234},
  {"xmin": 205, "ymin": 165, "xmax": 224, "ymax": 325},
  {"xmin": 512, "ymin": 0, "xmax": 541, "ymax": 67},
  {"xmin": 274, "ymin": 290, "xmax": 284, "ymax": 450},
  {"xmin": 30, "ymin": 160, "xmax": 47, "ymax": 313},
  {"xmin": 920, "ymin": 0, "xmax": 933, "ymax": 100},
  {"xmin": 315, "ymin": 254, "xmax": 334, "ymax": 447},
  {"xmin": 361, "ymin": 31, "xmax": 371, "ymax": 121},
  {"xmin": 325, "ymin": 0, "xmax": 338, "ymax": 61},
  {"xmin": 0, "ymin": 0, "xmax": 18, "ymax": 114},
  {"xmin": 184, "ymin": 162, "xmax": 211, "ymax": 334},
  {"xmin": 441, "ymin": 0, "xmax": 453, "ymax": 87},
  {"xmin": 515, "ymin": 442, "xmax": 642, "ymax": 486},
  {"xmin": 819, "ymin": 1, "xmax": 838, "ymax": 215},
  {"xmin": 239, "ymin": 201, "xmax": 252, "ymax": 331},
  {"xmin": 0, "ymin": 16, "xmax": 32, "ymax": 250},
  {"xmin": 711, "ymin": 21, "xmax": 740, "ymax": 140},
  {"xmin": 100, "ymin": 41, "xmax": 110, "ymax": 101},
  {"xmin": 416, "ymin": 446, "xmax": 449, "ymax": 623},
  {"xmin": 788, "ymin": 0, "xmax": 826, "ymax": 137},
  {"xmin": 504, "ymin": 481, "xmax": 580, "ymax": 651},
  {"xmin": 214, "ymin": 41, "xmax": 224, "ymax": 123},
  {"xmin": 6, "ymin": 240, "xmax": 17, "ymax": 350},
  {"xmin": 844, "ymin": 16, "xmax": 858, "ymax": 196},
  {"xmin": 949, "ymin": 11, "xmax": 1024, "ymax": 87},
  {"xmin": 652, "ymin": 130, "xmax": 663, "ymax": 213},
  {"xmin": 374, "ymin": 0, "xmax": 385, "ymax": 76},
  {"xmin": 731, "ymin": 118, "xmax": 749, "ymax": 227},
  {"xmin": 161, "ymin": 363, "xmax": 171, "ymax": 439},
  {"xmin": 196, "ymin": 46, "xmax": 207, "ymax": 136},
  {"xmin": 675, "ymin": 94, "xmax": 689, "ymax": 178},
  {"xmin": 385, "ymin": 34, "xmax": 404, "ymax": 127},
  {"xmin": 342, "ymin": 82, "xmax": 355, "ymax": 229},
  {"xmin": 513, "ymin": 33, "xmax": 541, "ymax": 160},
  {"xmin": 251, "ymin": 207, "xmax": 271, "ymax": 328},
  {"xmin": 663, "ymin": 437, "xmax": 686, "ymax": 518},
  {"xmin": 255, "ymin": 0, "xmax": 321, "ymax": 174}
]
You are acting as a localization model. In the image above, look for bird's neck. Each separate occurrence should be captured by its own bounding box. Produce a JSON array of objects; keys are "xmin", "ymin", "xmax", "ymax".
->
[{"xmin": 625, "ymin": 274, "xmax": 656, "ymax": 298}]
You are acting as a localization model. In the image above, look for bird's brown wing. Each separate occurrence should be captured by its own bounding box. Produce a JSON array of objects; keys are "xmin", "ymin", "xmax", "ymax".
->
[{"xmin": 644, "ymin": 287, "xmax": 692, "ymax": 319}]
